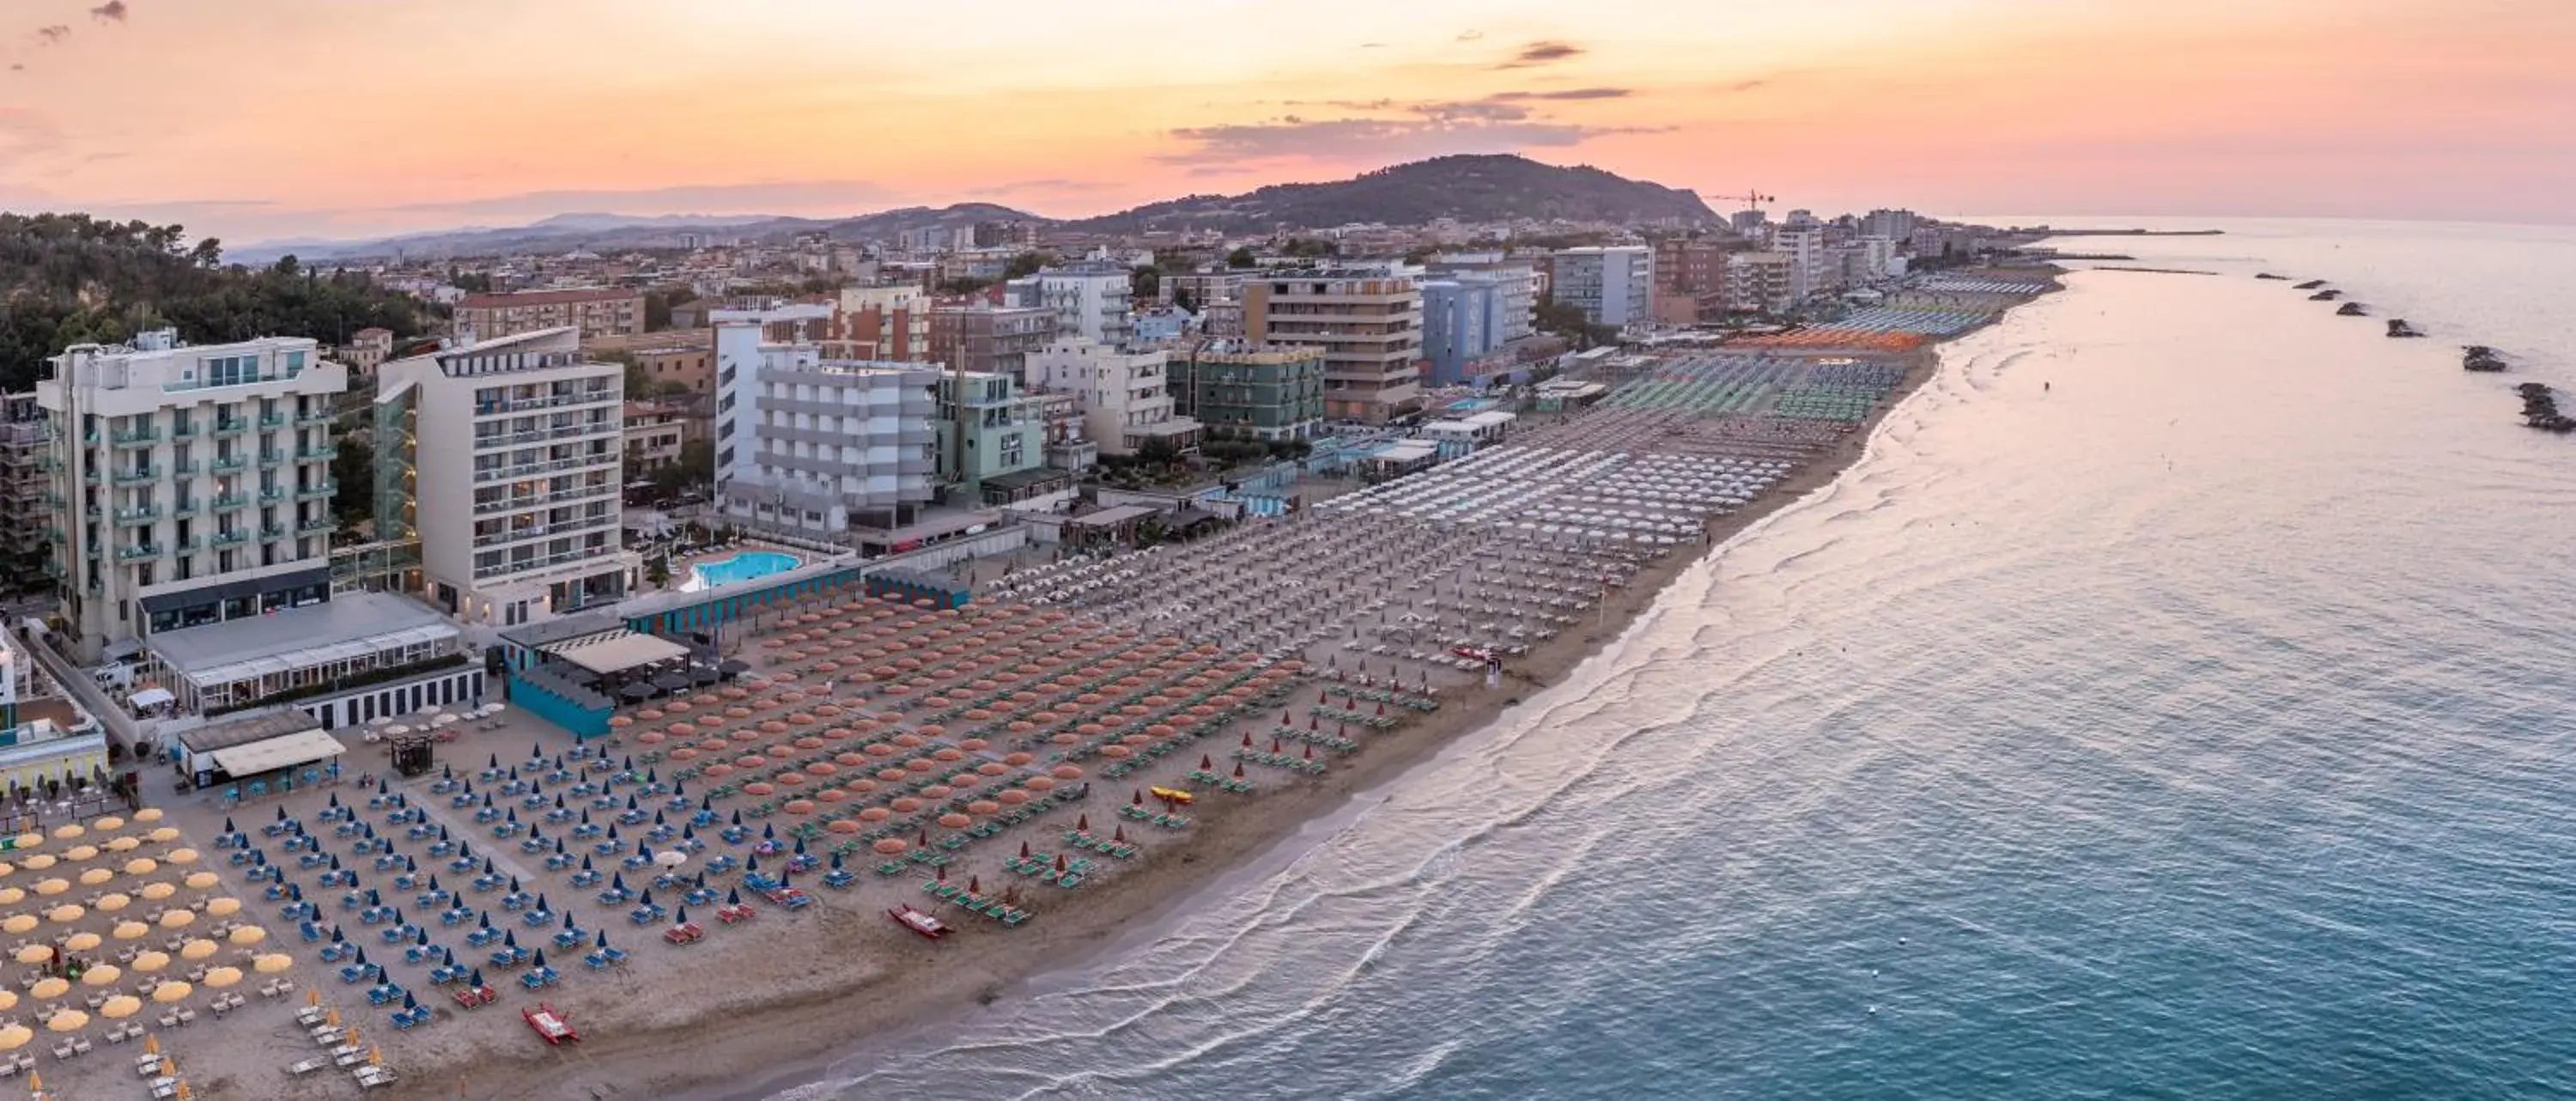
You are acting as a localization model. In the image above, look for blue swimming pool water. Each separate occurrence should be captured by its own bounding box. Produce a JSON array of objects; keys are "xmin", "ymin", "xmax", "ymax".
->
[{"xmin": 684, "ymin": 550, "xmax": 802, "ymax": 592}]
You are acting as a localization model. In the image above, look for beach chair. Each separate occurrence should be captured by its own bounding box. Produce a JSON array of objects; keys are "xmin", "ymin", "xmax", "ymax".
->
[{"xmin": 289, "ymin": 1056, "xmax": 328, "ymax": 1076}]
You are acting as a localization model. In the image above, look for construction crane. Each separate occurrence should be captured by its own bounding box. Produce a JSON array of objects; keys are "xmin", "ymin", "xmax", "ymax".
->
[{"xmin": 1708, "ymin": 189, "xmax": 1777, "ymax": 214}]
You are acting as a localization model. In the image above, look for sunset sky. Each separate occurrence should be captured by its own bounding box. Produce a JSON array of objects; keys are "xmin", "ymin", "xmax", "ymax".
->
[{"xmin": 0, "ymin": 0, "xmax": 2567, "ymax": 246}]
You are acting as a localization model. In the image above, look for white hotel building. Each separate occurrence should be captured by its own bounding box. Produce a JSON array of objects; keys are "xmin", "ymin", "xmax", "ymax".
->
[
  {"xmin": 377, "ymin": 328, "xmax": 637, "ymax": 629},
  {"xmin": 714, "ymin": 308, "xmax": 940, "ymax": 538},
  {"xmin": 39, "ymin": 331, "xmax": 346, "ymax": 660}
]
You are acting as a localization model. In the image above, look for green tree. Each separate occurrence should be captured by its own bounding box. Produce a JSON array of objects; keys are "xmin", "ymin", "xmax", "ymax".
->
[
  {"xmin": 331, "ymin": 435, "xmax": 375, "ymax": 528},
  {"xmin": 644, "ymin": 291, "xmax": 673, "ymax": 331},
  {"xmin": 1003, "ymin": 251, "xmax": 1058, "ymax": 280},
  {"xmin": 1171, "ymin": 286, "xmax": 1198, "ymax": 313},
  {"xmin": 935, "ymin": 277, "xmax": 993, "ymax": 296},
  {"xmin": 644, "ymin": 553, "xmax": 671, "ymax": 590},
  {"xmin": 1130, "ymin": 265, "xmax": 1162, "ymax": 301},
  {"xmin": 654, "ymin": 380, "xmax": 694, "ymax": 398},
  {"xmin": 1225, "ymin": 246, "xmax": 1258, "ymax": 269}
]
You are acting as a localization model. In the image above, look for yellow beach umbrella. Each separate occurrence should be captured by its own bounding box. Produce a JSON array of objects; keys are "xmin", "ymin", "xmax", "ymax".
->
[
  {"xmin": 21, "ymin": 855, "xmax": 54, "ymax": 872},
  {"xmin": 146, "ymin": 826, "xmax": 178, "ymax": 842},
  {"xmin": 48, "ymin": 824, "xmax": 82, "ymax": 841},
  {"xmin": 0, "ymin": 887, "xmax": 19, "ymax": 907},
  {"xmin": 304, "ymin": 988, "xmax": 319, "ymax": 1008},
  {"xmin": 227, "ymin": 925, "xmax": 266, "ymax": 946},
  {"xmin": 157, "ymin": 909, "xmax": 192, "ymax": 929},
  {"xmin": 201, "ymin": 966, "xmax": 240, "ymax": 989},
  {"xmin": 0, "ymin": 861, "xmax": 14, "ymax": 878},
  {"xmin": 0, "ymin": 990, "xmax": 13, "ymax": 1013},
  {"xmin": 98, "ymin": 995, "xmax": 140, "ymax": 1019},
  {"xmin": 31, "ymin": 877, "xmax": 66, "ymax": 896},
  {"xmin": 122, "ymin": 859, "xmax": 156, "ymax": 877},
  {"xmin": 163, "ymin": 849, "xmax": 199, "ymax": 866},
  {"xmin": 63, "ymin": 844, "xmax": 98, "ymax": 862},
  {"xmin": 61, "ymin": 932, "xmax": 99, "ymax": 952},
  {"xmin": 150, "ymin": 981, "xmax": 191, "ymax": 1003},
  {"xmin": 10, "ymin": 833, "xmax": 40, "ymax": 850},
  {"xmin": 81, "ymin": 964, "xmax": 120, "ymax": 987},
  {"xmin": 45, "ymin": 1009, "xmax": 85, "ymax": 1033},
  {"xmin": 0, "ymin": 1025, "xmax": 28, "ymax": 1051},
  {"xmin": 323, "ymin": 1007, "xmax": 338, "ymax": 1027},
  {"xmin": 133, "ymin": 808, "xmax": 162, "ymax": 824},
  {"xmin": 21, "ymin": 1070, "xmax": 34, "ymax": 1092},
  {"xmin": 76, "ymin": 867, "xmax": 112, "ymax": 886},
  {"xmin": 203, "ymin": 897, "xmax": 241, "ymax": 917},
  {"xmin": 368, "ymin": 1044, "xmax": 382, "ymax": 1067},
  {"xmin": 29, "ymin": 977, "xmax": 68, "ymax": 1000},
  {"xmin": 130, "ymin": 951, "xmax": 168, "ymax": 973},
  {"xmin": 252, "ymin": 953, "xmax": 292, "ymax": 974},
  {"xmin": 10, "ymin": 945, "xmax": 45, "ymax": 964},
  {"xmin": 96, "ymin": 892, "xmax": 130, "ymax": 913},
  {"xmin": 143, "ymin": 881, "xmax": 179, "ymax": 900},
  {"xmin": 90, "ymin": 816, "xmax": 123, "ymax": 832},
  {"xmin": 159, "ymin": 1055, "xmax": 174, "ymax": 1077},
  {"xmin": 177, "ymin": 940, "xmax": 216, "ymax": 961},
  {"xmin": 103, "ymin": 836, "xmax": 138, "ymax": 853},
  {"xmin": 111, "ymin": 922, "xmax": 148, "ymax": 941},
  {"xmin": 1, "ymin": 915, "xmax": 36, "ymax": 936},
  {"xmin": 46, "ymin": 903, "xmax": 84, "ymax": 923},
  {"xmin": 179, "ymin": 873, "xmax": 215, "ymax": 891}
]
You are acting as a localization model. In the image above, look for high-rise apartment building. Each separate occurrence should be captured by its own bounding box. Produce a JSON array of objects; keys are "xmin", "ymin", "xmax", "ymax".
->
[
  {"xmin": 1863, "ymin": 209, "xmax": 1919, "ymax": 241},
  {"xmin": 1167, "ymin": 343, "xmax": 1327, "ymax": 441},
  {"xmin": 1008, "ymin": 262, "xmax": 1136, "ymax": 346},
  {"xmin": 377, "ymin": 328, "xmax": 637, "ymax": 628},
  {"xmin": 1549, "ymin": 246, "xmax": 1655, "ymax": 331},
  {"xmin": 39, "ymin": 332, "xmax": 346, "ymax": 658},
  {"xmin": 454, "ymin": 289, "xmax": 646, "ymax": 342},
  {"xmin": 1241, "ymin": 269, "xmax": 1424, "ymax": 423},
  {"xmin": 714, "ymin": 313, "xmax": 939, "ymax": 537},
  {"xmin": 824, "ymin": 285, "xmax": 931, "ymax": 363},
  {"xmin": 927, "ymin": 305, "xmax": 1055, "ymax": 380},
  {"xmin": 1772, "ymin": 228, "xmax": 1827, "ymax": 301},
  {"xmin": 1424, "ymin": 255, "xmax": 1539, "ymax": 343},
  {"xmin": 1723, "ymin": 252, "xmax": 1795, "ymax": 314},
  {"xmin": 0, "ymin": 393, "xmax": 52, "ymax": 580},
  {"xmin": 1025, "ymin": 339, "xmax": 1201, "ymax": 457}
]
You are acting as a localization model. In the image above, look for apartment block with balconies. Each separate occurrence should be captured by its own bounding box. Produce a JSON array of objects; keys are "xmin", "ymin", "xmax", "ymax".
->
[
  {"xmin": 714, "ymin": 310, "xmax": 940, "ymax": 538},
  {"xmin": 36, "ymin": 331, "xmax": 347, "ymax": 659},
  {"xmin": 1241, "ymin": 269, "xmax": 1425, "ymax": 423},
  {"xmin": 377, "ymin": 327, "xmax": 636, "ymax": 629}
]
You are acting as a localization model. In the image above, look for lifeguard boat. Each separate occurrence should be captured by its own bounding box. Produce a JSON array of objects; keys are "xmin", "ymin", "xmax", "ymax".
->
[
  {"xmin": 889, "ymin": 905, "xmax": 949, "ymax": 940},
  {"xmin": 523, "ymin": 1003, "xmax": 580, "ymax": 1045}
]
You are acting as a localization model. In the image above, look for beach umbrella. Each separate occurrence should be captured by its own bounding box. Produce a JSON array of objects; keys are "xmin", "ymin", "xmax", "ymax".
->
[
  {"xmin": 97, "ymin": 891, "xmax": 130, "ymax": 912},
  {"xmin": 130, "ymin": 951, "xmax": 168, "ymax": 973},
  {"xmin": 46, "ymin": 1009, "xmax": 86, "ymax": 1032},
  {"xmin": 253, "ymin": 953, "xmax": 293, "ymax": 974},
  {"xmin": 469, "ymin": 969, "xmax": 484, "ymax": 988},
  {"xmin": 151, "ymin": 982, "xmax": 191, "ymax": 1003},
  {"xmin": 203, "ymin": 967, "xmax": 241, "ymax": 988},
  {"xmin": 27, "ymin": 977, "xmax": 67, "ymax": 1000},
  {"xmin": 62, "ymin": 932, "xmax": 100, "ymax": 952},
  {"xmin": 502, "ymin": 930, "xmax": 517, "ymax": 948},
  {"xmin": 179, "ymin": 940, "xmax": 217, "ymax": 961},
  {"xmin": 230, "ymin": 926, "xmax": 268, "ymax": 946},
  {"xmin": 0, "ymin": 915, "xmax": 33, "ymax": 935},
  {"xmin": 0, "ymin": 1025, "xmax": 27, "ymax": 1051},
  {"xmin": 7, "ymin": 945, "xmax": 42, "ymax": 964},
  {"xmin": 82, "ymin": 964, "xmax": 120, "ymax": 987}
]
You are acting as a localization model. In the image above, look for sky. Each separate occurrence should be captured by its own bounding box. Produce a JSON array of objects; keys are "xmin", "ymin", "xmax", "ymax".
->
[{"xmin": 0, "ymin": 0, "xmax": 2568, "ymax": 246}]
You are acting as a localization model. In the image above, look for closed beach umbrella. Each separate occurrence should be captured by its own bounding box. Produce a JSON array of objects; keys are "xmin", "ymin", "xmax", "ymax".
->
[
  {"xmin": 151, "ymin": 981, "xmax": 191, "ymax": 1003},
  {"xmin": 99, "ymin": 995, "xmax": 141, "ymax": 1019}
]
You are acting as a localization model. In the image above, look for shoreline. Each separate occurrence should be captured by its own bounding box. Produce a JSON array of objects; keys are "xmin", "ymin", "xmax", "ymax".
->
[{"xmin": 389, "ymin": 271, "xmax": 2063, "ymax": 1101}]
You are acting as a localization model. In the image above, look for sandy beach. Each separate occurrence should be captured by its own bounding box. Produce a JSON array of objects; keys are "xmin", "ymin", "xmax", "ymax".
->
[{"xmin": 93, "ymin": 269, "xmax": 2058, "ymax": 1101}]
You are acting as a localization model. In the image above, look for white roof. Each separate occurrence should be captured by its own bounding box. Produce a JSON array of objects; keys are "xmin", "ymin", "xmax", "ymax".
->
[
  {"xmin": 153, "ymin": 593, "xmax": 457, "ymax": 688},
  {"xmin": 207, "ymin": 728, "xmax": 348, "ymax": 777},
  {"xmin": 542, "ymin": 630, "xmax": 690, "ymax": 676},
  {"xmin": 129, "ymin": 688, "xmax": 174, "ymax": 709}
]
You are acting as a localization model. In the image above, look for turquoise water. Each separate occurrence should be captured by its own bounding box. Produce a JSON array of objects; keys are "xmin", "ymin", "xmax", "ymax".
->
[
  {"xmin": 686, "ymin": 551, "xmax": 802, "ymax": 591},
  {"xmin": 771, "ymin": 220, "xmax": 2576, "ymax": 1100}
]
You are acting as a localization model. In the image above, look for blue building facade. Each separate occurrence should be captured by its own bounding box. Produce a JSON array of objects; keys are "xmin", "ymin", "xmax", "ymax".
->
[{"xmin": 1422, "ymin": 280, "xmax": 1504, "ymax": 386}]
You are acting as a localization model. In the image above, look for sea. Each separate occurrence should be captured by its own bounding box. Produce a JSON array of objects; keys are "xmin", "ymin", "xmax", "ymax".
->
[{"xmin": 770, "ymin": 218, "xmax": 2576, "ymax": 1100}]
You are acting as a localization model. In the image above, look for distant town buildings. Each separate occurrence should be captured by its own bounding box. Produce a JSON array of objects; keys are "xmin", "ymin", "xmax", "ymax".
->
[
  {"xmin": 1009, "ymin": 262, "xmax": 1136, "ymax": 345},
  {"xmin": 825, "ymin": 285, "xmax": 931, "ymax": 363},
  {"xmin": 337, "ymin": 327, "xmax": 396, "ymax": 375},
  {"xmin": 39, "ymin": 331, "xmax": 346, "ymax": 659},
  {"xmin": 454, "ymin": 288, "xmax": 646, "ymax": 342},
  {"xmin": 1025, "ymin": 339, "xmax": 1202, "ymax": 457},
  {"xmin": 927, "ymin": 304, "xmax": 1055, "ymax": 380},
  {"xmin": 376, "ymin": 327, "xmax": 637, "ymax": 629},
  {"xmin": 1771, "ymin": 228, "xmax": 1827, "ymax": 301}
]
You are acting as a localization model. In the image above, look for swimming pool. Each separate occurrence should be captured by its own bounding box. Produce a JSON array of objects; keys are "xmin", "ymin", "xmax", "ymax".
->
[{"xmin": 682, "ymin": 550, "xmax": 803, "ymax": 593}]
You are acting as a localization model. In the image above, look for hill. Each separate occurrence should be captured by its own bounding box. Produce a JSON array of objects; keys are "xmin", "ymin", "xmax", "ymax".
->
[
  {"xmin": 239, "ymin": 203, "xmax": 1045, "ymax": 264},
  {"xmin": 0, "ymin": 213, "xmax": 434, "ymax": 391},
  {"xmin": 1060, "ymin": 155, "xmax": 1718, "ymax": 234}
]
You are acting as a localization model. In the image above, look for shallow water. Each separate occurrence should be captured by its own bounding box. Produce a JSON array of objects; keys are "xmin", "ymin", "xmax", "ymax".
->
[{"xmin": 775, "ymin": 219, "xmax": 2576, "ymax": 1100}]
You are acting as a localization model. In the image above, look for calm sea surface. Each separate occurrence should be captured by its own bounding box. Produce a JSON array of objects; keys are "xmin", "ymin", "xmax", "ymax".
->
[{"xmin": 778, "ymin": 219, "xmax": 2576, "ymax": 1100}]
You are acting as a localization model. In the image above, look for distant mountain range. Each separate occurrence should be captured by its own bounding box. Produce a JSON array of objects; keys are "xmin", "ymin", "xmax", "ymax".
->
[{"xmin": 234, "ymin": 155, "xmax": 1715, "ymax": 263}]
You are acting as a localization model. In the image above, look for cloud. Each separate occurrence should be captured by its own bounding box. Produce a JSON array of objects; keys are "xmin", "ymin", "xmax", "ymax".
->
[
  {"xmin": 387, "ymin": 179, "xmax": 899, "ymax": 219},
  {"xmin": 1456, "ymin": 29, "xmax": 1485, "ymax": 42},
  {"xmin": 1498, "ymin": 40, "xmax": 1582, "ymax": 68},
  {"xmin": 89, "ymin": 2, "xmax": 127, "ymax": 23},
  {"xmin": 1490, "ymin": 88, "xmax": 1633, "ymax": 102},
  {"xmin": 34, "ymin": 25, "xmax": 70, "ymax": 45},
  {"xmin": 1162, "ymin": 116, "xmax": 1660, "ymax": 166}
]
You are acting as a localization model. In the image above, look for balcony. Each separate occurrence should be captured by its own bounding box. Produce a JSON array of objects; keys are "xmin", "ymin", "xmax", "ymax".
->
[
  {"xmin": 472, "ymin": 519, "xmax": 611, "ymax": 549},
  {"xmin": 296, "ymin": 411, "xmax": 336, "ymax": 427},
  {"xmin": 211, "ymin": 421, "xmax": 249, "ymax": 437},
  {"xmin": 211, "ymin": 494, "xmax": 252, "ymax": 512},
  {"xmin": 299, "ymin": 517, "xmax": 337, "ymax": 533},
  {"xmin": 472, "ymin": 483, "xmax": 614, "ymax": 515},
  {"xmin": 471, "ymin": 453, "xmax": 617, "ymax": 484},
  {"xmin": 258, "ymin": 414, "xmax": 289, "ymax": 429},
  {"xmin": 210, "ymin": 530, "xmax": 252, "ymax": 547},
  {"xmin": 169, "ymin": 460, "xmax": 200, "ymax": 478},
  {"xmin": 210, "ymin": 456, "xmax": 247, "ymax": 473},
  {"xmin": 258, "ymin": 488, "xmax": 287, "ymax": 504},
  {"xmin": 110, "ymin": 466, "xmax": 160, "ymax": 485},
  {"xmin": 172, "ymin": 423, "xmax": 199, "ymax": 440},
  {"xmin": 296, "ymin": 482, "xmax": 337, "ymax": 500},
  {"xmin": 110, "ymin": 428, "xmax": 160, "ymax": 448},
  {"xmin": 476, "ymin": 389, "xmax": 618, "ymax": 416},
  {"xmin": 114, "ymin": 544, "xmax": 161, "ymax": 562},
  {"xmin": 297, "ymin": 446, "xmax": 337, "ymax": 461},
  {"xmin": 260, "ymin": 524, "xmax": 289, "ymax": 540},
  {"xmin": 112, "ymin": 506, "xmax": 159, "ymax": 525},
  {"xmin": 175, "ymin": 536, "xmax": 205, "ymax": 551},
  {"xmin": 258, "ymin": 451, "xmax": 288, "ymax": 468},
  {"xmin": 171, "ymin": 500, "xmax": 201, "ymax": 516}
]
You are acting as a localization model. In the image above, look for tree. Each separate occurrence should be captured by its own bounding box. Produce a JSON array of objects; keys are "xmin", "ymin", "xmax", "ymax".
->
[
  {"xmin": 1002, "ymin": 251, "xmax": 1058, "ymax": 280},
  {"xmin": 1171, "ymin": 286, "xmax": 1198, "ymax": 313},
  {"xmin": 650, "ymin": 439, "xmax": 715, "ymax": 500},
  {"xmin": 1283, "ymin": 238, "xmax": 1337, "ymax": 259},
  {"xmin": 653, "ymin": 380, "xmax": 694, "ymax": 398},
  {"xmin": 644, "ymin": 291, "xmax": 673, "ymax": 332},
  {"xmin": 1130, "ymin": 265, "xmax": 1162, "ymax": 301},
  {"xmin": 447, "ymin": 269, "xmax": 493, "ymax": 293},
  {"xmin": 935, "ymin": 277, "xmax": 993, "ymax": 296},
  {"xmin": 618, "ymin": 357, "xmax": 652, "ymax": 398},
  {"xmin": 331, "ymin": 435, "xmax": 375, "ymax": 528},
  {"xmin": 644, "ymin": 553, "xmax": 671, "ymax": 590},
  {"xmin": 1226, "ymin": 246, "xmax": 1258, "ymax": 270}
]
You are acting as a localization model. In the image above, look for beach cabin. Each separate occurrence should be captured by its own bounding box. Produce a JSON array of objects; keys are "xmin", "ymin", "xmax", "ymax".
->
[
  {"xmin": 865, "ymin": 568, "xmax": 971, "ymax": 610},
  {"xmin": 173, "ymin": 708, "xmax": 346, "ymax": 794},
  {"xmin": 1420, "ymin": 411, "xmax": 1516, "ymax": 461}
]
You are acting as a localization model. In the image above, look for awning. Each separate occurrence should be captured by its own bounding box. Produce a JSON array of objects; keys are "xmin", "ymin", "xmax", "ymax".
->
[
  {"xmin": 205, "ymin": 729, "xmax": 348, "ymax": 778},
  {"xmin": 542, "ymin": 630, "xmax": 691, "ymax": 677},
  {"xmin": 128, "ymin": 688, "xmax": 175, "ymax": 709}
]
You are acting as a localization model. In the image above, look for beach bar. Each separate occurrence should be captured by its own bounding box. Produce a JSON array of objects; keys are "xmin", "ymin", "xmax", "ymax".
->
[{"xmin": 173, "ymin": 708, "xmax": 345, "ymax": 794}]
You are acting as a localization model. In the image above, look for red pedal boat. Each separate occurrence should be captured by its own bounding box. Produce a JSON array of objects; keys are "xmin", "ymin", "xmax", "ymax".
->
[
  {"xmin": 523, "ymin": 1003, "xmax": 579, "ymax": 1045},
  {"xmin": 888, "ymin": 905, "xmax": 948, "ymax": 940}
]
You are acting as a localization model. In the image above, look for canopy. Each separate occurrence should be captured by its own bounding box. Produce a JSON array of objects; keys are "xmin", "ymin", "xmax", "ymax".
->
[
  {"xmin": 544, "ymin": 630, "xmax": 690, "ymax": 677},
  {"xmin": 205, "ymin": 728, "xmax": 349, "ymax": 778}
]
